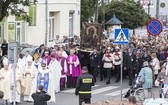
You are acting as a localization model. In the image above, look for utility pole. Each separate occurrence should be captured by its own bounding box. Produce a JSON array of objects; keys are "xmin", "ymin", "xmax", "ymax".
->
[
  {"xmin": 45, "ymin": 0, "xmax": 48, "ymax": 45},
  {"xmin": 102, "ymin": 0, "xmax": 105, "ymax": 31},
  {"xmin": 95, "ymin": 0, "xmax": 99, "ymax": 23},
  {"xmin": 156, "ymin": 0, "xmax": 160, "ymax": 19}
]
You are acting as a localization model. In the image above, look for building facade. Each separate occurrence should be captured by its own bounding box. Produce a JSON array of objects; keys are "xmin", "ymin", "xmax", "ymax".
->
[{"xmin": 0, "ymin": 0, "xmax": 81, "ymax": 46}]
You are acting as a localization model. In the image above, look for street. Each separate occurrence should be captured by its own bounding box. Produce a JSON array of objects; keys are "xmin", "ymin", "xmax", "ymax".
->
[{"xmin": 20, "ymin": 77, "xmax": 159, "ymax": 105}]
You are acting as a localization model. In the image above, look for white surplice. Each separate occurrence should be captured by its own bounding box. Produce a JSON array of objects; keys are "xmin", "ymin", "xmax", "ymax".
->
[
  {"xmin": 37, "ymin": 67, "xmax": 56, "ymax": 102},
  {"xmin": 0, "ymin": 68, "xmax": 12, "ymax": 100},
  {"xmin": 22, "ymin": 64, "xmax": 37, "ymax": 101},
  {"xmin": 9, "ymin": 67, "xmax": 22, "ymax": 103},
  {"xmin": 49, "ymin": 59, "xmax": 62, "ymax": 92}
]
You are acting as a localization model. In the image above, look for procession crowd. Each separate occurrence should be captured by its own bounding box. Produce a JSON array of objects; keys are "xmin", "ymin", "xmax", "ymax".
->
[{"xmin": 0, "ymin": 34, "xmax": 168, "ymax": 104}]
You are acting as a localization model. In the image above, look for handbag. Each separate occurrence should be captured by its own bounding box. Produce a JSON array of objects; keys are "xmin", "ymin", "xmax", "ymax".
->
[{"xmin": 138, "ymin": 69, "xmax": 145, "ymax": 84}]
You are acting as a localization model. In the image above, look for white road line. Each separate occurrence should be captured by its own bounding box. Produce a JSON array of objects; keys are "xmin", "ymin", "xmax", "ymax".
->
[
  {"xmin": 92, "ymin": 86, "xmax": 119, "ymax": 95},
  {"xmin": 105, "ymin": 88, "xmax": 130, "ymax": 96},
  {"xmin": 62, "ymin": 85, "xmax": 99, "ymax": 93}
]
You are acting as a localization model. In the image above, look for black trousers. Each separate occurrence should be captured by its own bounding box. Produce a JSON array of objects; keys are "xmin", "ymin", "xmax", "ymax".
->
[
  {"xmin": 115, "ymin": 65, "xmax": 121, "ymax": 81},
  {"xmin": 67, "ymin": 75, "xmax": 77, "ymax": 88},
  {"xmin": 106, "ymin": 68, "xmax": 112, "ymax": 79},
  {"xmin": 90, "ymin": 67, "xmax": 98, "ymax": 82},
  {"xmin": 128, "ymin": 69, "xmax": 135, "ymax": 85},
  {"xmin": 100, "ymin": 66, "xmax": 106, "ymax": 80},
  {"xmin": 79, "ymin": 98, "xmax": 91, "ymax": 105}
]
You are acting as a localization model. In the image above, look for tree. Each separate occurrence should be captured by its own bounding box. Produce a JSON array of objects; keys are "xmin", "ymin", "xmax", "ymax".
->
[
  {"xmin": 0, "ymin": 0, "xmax": 36, "ymax": 22},
  {"xmin": 81, "ymin": 0, "xmax": 99, "ymax": 23},
  {"xmin": 99, "ymin": 0, "xmax": 150, "ymax": 34}
]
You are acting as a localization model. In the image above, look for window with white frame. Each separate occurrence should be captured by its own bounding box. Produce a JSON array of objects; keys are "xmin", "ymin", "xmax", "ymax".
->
[
  {"xmin": 49, "ymin": 12, "xmax": 55, "ymax": 41},
  {"xmin": 69, "ymin": 12, "xmax": 74, "ymax": 37},
  {"xmin": 15, "ymin": 22, "xmax": 25, "ymax": 44}
]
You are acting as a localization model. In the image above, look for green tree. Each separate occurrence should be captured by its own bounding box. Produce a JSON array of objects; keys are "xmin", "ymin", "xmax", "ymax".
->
[
  {"xmin": 99, "ymin": 0, "xmax": 150, "ymax": 34},
  {"xmin": 81, "ymin": 0, "xmax": 99, "ymax": 23},
  {"xmin": 0, "ymin": 0, "xmax": 36, "ymax": 22}
]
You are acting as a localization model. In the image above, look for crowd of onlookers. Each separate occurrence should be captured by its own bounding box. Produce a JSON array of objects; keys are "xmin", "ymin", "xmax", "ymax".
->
[{"xmin": 0, "ymin": 34, "xmax": 167, "ymax": 104}]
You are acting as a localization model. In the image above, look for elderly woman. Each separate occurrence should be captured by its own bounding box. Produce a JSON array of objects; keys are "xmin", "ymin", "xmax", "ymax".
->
[
  {"xmin": 138, "ymin": 61, "xmax": 153, "ymax": 99},
  {"xmin": 157, "ymin": 65, "xmax": 168, "ymax": 98}
]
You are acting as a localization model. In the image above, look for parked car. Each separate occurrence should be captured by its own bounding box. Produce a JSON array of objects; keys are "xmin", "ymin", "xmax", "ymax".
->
[
  {"xmin": 19, "ymin": 43, "xmax": 38, "ymax": 57},
  {"xmin": 20, "ymin": 46, "xmax": 38, "ymax": 57}
]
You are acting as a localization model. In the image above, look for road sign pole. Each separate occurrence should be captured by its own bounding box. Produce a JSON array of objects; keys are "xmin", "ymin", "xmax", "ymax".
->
[
  {"xmin": 120, "ymin": 45, "xmax": 123, "ymax": 101},
  {"xmin": 13, "ymin": 46, "xmax": 17, "ymax": 105}
]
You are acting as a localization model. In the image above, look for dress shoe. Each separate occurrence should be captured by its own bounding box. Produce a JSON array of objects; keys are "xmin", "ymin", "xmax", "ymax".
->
[{"xmin": 115, "ymin": 80, "xmax": 119, "ymax": 83}]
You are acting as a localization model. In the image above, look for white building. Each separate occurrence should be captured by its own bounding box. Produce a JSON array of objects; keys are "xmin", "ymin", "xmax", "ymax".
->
[{"xmin": 0, "ymin": 0, "xmax": 81, "ymax": 46}]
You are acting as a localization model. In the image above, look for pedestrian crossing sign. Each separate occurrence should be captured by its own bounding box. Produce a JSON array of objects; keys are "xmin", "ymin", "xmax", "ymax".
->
[{"xmin": 114, "ymin": 28, "xmax": 129, "ymax": 44}]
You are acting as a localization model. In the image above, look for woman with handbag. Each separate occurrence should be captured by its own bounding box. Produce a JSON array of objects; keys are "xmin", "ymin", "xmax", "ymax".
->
[{"xmin": 138, "ymin": 61, "xmax": 153, "ymax": 99}]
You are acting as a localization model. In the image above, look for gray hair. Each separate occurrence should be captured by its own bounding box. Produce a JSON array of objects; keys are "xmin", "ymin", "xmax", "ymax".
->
[{"xmin": 143, "ymin": 61, "xmax": 149, "ymax": 67}]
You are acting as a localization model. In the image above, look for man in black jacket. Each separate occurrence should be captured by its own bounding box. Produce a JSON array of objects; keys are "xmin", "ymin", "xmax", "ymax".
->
[
  {"xmin": 75, "ymin": 66, "xmax": 95, "ymax": 105},
  {"xmin": 89, "ymin": 48, "xmax": 99, "ymax": 82},
  {"xmin": 124, "ymin": 49, "xmax": 136, "ymax": 86},
  {"xmin": 32, "ymin": 85, "xmax": 51, "ymax": 105}
]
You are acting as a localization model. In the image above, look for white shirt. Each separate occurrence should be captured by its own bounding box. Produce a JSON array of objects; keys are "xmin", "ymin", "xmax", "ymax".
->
[
  {"xmin": 151, "ymin": 57, "xmax": 160, "ymax": 74},
  {"xmin": 102, "ymin": 53, "xmax": 113, "ymax": 68},
  {"xmin": 70, "ymin": 56, "xmax": 73, "ymax": 74}
]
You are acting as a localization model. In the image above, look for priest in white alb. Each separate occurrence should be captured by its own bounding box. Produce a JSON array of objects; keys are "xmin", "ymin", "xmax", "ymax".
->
[
  {"xmin": 37, "ymin": 60, "xmax": 56, "ymax": 102},
  {"xmin": 0, "ymin": 57, "xmax": 12, "ymax": 103},
  {"xmin": 49, "ymin": 54, "xmax": 62, "ymax": 93},
  {"xmin": 9, "ymin": 63, "xmax": 23, "ymax": 104},
  {"xmin": 22, "ymin": 55, "xmax": 37, "ymax": 101}
]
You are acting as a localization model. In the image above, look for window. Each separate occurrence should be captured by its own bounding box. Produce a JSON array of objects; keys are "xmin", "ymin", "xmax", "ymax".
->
[
  {"xmin": 15, "ymin": 22, "xmax": 25, "ymax": 44},
  {"xmin": 49, "ymin": 12, "xmax": 55, "ymax": 41},
  {"xmin": 69, "ymin": 12, "xmax": 74, "ymax": 37}
]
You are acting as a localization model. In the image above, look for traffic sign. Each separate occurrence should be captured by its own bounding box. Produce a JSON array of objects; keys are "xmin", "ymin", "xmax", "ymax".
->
[
  {"xmin": 146, "ymin": 19, "xmax": 163, "ymax": 36},
  {"xmin": 114, "ymin": 28, "xmax": 129, "ymax": 44}
]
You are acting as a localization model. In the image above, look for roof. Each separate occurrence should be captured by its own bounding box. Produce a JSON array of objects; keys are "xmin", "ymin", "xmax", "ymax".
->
[{"xmin": 106, "ymin": 14, "xmax": 123, "ymax": 25}]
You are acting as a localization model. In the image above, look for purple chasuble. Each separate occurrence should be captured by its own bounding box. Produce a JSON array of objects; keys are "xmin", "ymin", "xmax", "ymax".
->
[{"xmin": 66, "ymin": 55, "xmax": 82, "ymax": 77}]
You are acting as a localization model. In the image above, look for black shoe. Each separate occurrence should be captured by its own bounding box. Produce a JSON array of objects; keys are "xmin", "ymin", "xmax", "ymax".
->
[
  {"xmin": 115, "ymin": 80, "xmax": 119, "ymax": 83},
  {"xmin": 106, "ymin": 81, "xmax": 110, "ymax": 85},
  {"xmin": 100, "ymin": 79, "xmax": 103, "ymax": 81},
  {"xmin": 129, "ymin": 83, "xmax": 132, "ymax": 86},
  {"xmin": 106, "ymin": 79, "xmax": 110, "ymax": 85}
]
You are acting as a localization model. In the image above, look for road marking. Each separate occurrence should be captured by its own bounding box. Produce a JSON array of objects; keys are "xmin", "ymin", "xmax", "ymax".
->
[
  {"xmin": 105, "ymin": 88, "xmax": 129, "ymax": 96},
  {"xmin": 92, "ymin": 86, "xmax": 119, "ymax": 95},
  {"xmin": 62, "ymin": 85, "xmax": 99, "ymax": 93}
]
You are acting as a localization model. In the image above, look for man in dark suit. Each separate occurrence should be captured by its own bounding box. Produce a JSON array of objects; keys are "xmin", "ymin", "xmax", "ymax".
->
[
  {"xmin": 89, "ymin": 48, "xmax": 99, "ymax": 82},
  {"xmin": 124, "ymin": 49, "xmax": 136, "ymax": 86},
  {"xmin": 1, "ymin": 40, "xmax": 8, "ymax": 56}
]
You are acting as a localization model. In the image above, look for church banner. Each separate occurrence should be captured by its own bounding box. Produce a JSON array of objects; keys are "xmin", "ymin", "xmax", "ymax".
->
[{"xmin": 81, "ymin": 22, "xmax": 102, "ymax": 49}]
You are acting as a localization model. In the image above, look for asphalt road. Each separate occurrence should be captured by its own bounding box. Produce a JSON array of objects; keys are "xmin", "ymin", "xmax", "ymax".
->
[{"xmin": 18, "ymin": 78, "xmax": 160, "ymax": 105}]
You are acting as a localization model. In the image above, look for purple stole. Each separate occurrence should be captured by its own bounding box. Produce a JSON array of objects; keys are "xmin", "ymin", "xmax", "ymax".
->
[
  {"xmin": 43, "ymin": 56, "xmax": 51, "ymax": 65},
  {"xmin": 57, "ymin": 57, "xmax": 67, "ymax": 75},
  {"xmin": 66, "ymin": 55, "xmax": 82, "ymax": 77}
]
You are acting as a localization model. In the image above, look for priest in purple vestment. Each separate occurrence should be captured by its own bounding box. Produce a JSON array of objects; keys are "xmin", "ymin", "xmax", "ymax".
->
[
  {"xmin": 42, "ymin": 50, "xmax": 51, "ymax": 66},
  {"xmin": 57, "ymin": 51, "xmax": 68, "ymax": 90},
  {"xmin": 66, "ymin": 49, "xmax": 82, "ymax": 88}
]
